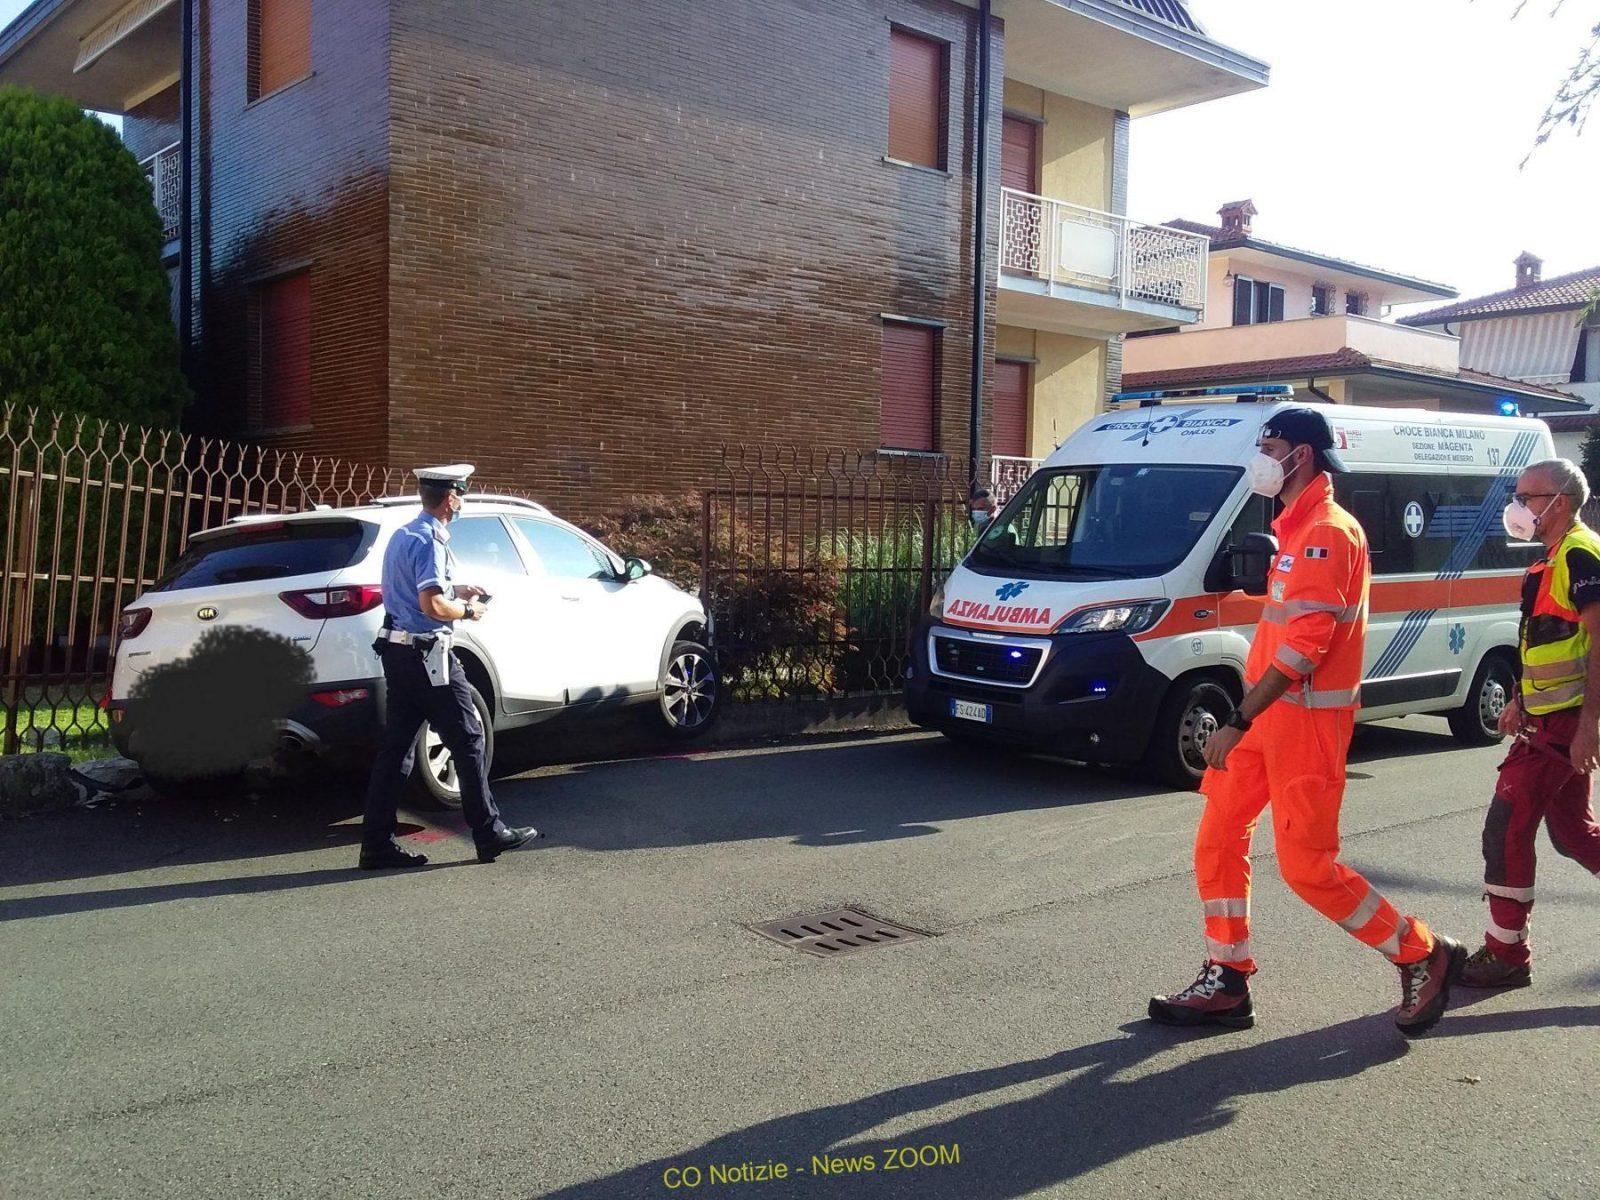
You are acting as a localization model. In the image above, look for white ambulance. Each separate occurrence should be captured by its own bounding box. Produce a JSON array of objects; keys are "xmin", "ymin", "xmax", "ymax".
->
[{"xmin": 905, "ymin": 387, "xmax": 1552, "ymax": 786}]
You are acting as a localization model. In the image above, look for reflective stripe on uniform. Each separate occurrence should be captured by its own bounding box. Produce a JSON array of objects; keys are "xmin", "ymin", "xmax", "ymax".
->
[
  {"xmin": 1275, "ymin": 647, "xmax": 1316, "ymax": 675},
  {"xmin": 1484, "ymin": 881, "xmax": 1535, "ymax": 902},
  {"xmin": 1283, "ymin": 685, "xmax": 1362, "ymax": 709},
  {"xmin": 1376, "ymin": 916, "xmax": 1409, "ymax": 958},
  {"xmin": 1205, "ymin": 935, "xmax": 1252, "ymax": 962},
  {"xmin": 1487, "ymin": 920, "xmax": 1530, "ymax": 944},
  {"xmin": 1202, "ymin": 898, "xmax": 1249, "ymax": 919},
  {"xmin": 1524, "ymin": 657, "xmax": 1586, "ymax": 682},
  {"xmin": 1260, "ymin": 600, "xmax": 1362, "ymax": 625},
  {"xmin": 1336, "ymin": 888, "xmax": 1383, "ymax": 934},
  {"xmin": 1526, "ymin": 678, "xmax": 1585, "ymax": 710}
]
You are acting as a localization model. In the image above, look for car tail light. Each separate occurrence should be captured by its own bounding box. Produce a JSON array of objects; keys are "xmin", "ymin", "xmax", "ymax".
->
[
  {"xmin": 280, "ymin": 585, "xmax": 383, "ymax": 619},
  {"xmin": 311, "ymin": 687, "xmax": 371, "ymax": 708},
  {"xmin": 117, "ymin": 608, "xmax": 152, "ymax": 640}
]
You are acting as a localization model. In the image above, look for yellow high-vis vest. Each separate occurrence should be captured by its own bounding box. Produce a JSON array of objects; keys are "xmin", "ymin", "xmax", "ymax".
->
[{"xmin": 1521, "ymin": 522, "xmax": 1600, "ymax": 715}]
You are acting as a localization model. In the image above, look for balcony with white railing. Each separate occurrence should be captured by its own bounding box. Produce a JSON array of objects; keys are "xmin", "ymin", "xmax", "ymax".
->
[
  {"xmin": 997, "ymin": 188, "xmax": 1210, "ymax": 337},
  {"xmin": 141, "ymin": 142, "xmax": 181, "ymax": 244},
  {"xmin": 990, "ymin": 455, "xmax": 1043, "ymax": 506}
]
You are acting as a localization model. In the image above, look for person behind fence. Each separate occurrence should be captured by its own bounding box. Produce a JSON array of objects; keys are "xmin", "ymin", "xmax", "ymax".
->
[
  {"xmin": 1147, "ymin": 406, "xmax": 1466, "ymax": 1036},
  {"xmin": 1459, "ymin": 458, "xmax": 1600, "ymax": 988},
  {"xmin": 359, "ymin": 464, "xmax": 541, "ymax": 870}
]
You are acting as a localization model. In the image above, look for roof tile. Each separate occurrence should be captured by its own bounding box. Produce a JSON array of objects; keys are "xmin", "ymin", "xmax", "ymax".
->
[{"xmin": 1399, "ymin": 265, "xmax": 1600, "ymax": 326}]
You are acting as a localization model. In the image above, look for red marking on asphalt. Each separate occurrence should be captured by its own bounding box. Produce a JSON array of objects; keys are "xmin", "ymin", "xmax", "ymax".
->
[{"xmin": 404, "ymin": 829, "xmax": 458, "ymax": 844}]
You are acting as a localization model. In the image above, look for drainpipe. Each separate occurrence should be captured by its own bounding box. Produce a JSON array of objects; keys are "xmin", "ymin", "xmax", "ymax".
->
[
  {"xmin": 178, "ymin": 0, "xmax": 194, "ymax": 377},
  {"xmin": 967, "ymin": 0, "xmax": 992, "ymax": 497},
  {"xmin": 1306, "ymin": 378, "xmax": 1336, "ymax": 405}
]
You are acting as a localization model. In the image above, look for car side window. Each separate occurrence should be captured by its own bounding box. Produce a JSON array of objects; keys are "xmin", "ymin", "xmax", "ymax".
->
[
  {"xmin": 512, "ymin": 518, "xmax": 613, "ymax": 581},
  {"xmin": 448, "ymin": 516, "xmax": 523, "ymax": 575}
]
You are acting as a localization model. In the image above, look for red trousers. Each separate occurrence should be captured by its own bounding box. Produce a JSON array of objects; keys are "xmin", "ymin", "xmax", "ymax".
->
[
  {"xmin": 1196, "ymin": 702, "xmax": 1434, "ymax": 973},
  {"xmin": 1483, "ymin": 707, "xmax": 1600, "ymax": 966}
]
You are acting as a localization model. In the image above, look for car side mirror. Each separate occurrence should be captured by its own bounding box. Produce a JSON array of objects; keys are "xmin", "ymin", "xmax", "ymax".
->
[
  {"xmin": 624, "ymin": 557, "xmax": 652, "ymax": 582},
  {"xmin": 1231, "ymin": 532, "xmax": 1279, "ymax": 597}
]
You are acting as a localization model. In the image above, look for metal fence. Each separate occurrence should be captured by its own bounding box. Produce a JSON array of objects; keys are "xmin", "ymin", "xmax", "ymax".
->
[
  {"xmin": 699, "ymin": 446, "xmax": 977, "ymax": 701},
  {"xmin": 0, "ymin": 402, "xmax": 430, "ymax": 756}
]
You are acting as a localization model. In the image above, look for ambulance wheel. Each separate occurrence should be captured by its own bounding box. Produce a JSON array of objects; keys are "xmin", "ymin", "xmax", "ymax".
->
[
  {"xmin": 1150, "ymin": 678, "xmax": 1235, "ymax": 790},
  {"xmin": 1449, "ymin": 653, "xmax": 1515, "ymax": 745},
  {"xmin": 407, "ymin": 684, "xmax": 494, "ymax": 811}
]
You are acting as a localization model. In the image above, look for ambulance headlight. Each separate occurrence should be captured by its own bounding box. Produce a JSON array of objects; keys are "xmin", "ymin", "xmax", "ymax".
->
[{"xmin": 1055, "ymin": 599, "xmax": 1170, "ymax": 636}]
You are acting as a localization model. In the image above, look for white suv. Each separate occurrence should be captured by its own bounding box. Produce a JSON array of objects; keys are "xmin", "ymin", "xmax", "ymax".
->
[{"xmin": 109, "ymin": 495, "xmax": 718, "ymax": 806}]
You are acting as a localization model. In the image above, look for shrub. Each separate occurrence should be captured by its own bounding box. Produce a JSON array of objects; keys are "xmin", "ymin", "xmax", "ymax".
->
[{"xmin": 0, "ymin": 87, "xmax": 188, "ymax": 426}]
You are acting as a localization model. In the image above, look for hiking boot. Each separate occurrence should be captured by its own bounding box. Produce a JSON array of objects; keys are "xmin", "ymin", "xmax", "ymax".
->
[
  {"xmin": 1149, "ymin": 961, "xmax": 1254, "ymax": 1030},
  {"xmin": 1394, "ymin": 934, "xmax": 1466, "ymax": 1036},
  {"xmin": 1458, "ymin": 945, "xmax": 1532, "ymax": 990}
]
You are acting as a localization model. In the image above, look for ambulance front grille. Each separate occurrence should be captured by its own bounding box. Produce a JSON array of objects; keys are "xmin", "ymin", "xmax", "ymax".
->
[{"xmin": 933, "ymin": 636, "xmax": 1042, "ymax": 685}]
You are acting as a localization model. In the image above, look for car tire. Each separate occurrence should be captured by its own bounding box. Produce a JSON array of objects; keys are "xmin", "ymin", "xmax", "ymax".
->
[
  {"xmin": 1149, "ymin": 677, "xmax": 1235, "ymax": 791},
  {"xmin": 1448, "ymin": 652, "xmax": 1515, "ymax": 745},
  {"xmin": 406, "ymin": 684, "xmax": 494, "ymax": 811},
  {"xmin": 657, "ymin": 640, "xmax": 720, "ymax": 739}
]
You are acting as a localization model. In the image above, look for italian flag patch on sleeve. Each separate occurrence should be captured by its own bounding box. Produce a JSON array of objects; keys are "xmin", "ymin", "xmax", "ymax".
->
[{"xmin": 1305, "ymin": 546, "xmax": 1330, "ymax": 559}]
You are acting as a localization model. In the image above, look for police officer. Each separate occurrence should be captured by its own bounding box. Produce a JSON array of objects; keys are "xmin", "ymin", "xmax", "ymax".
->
[{"xmin": 359, "ymin": 464, "xmax": 540, "ymax": 869}]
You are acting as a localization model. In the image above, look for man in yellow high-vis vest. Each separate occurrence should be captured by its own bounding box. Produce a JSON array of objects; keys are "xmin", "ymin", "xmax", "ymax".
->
[{"xmin": 1463, "ymin": 458, "xmax": 1600, "ymax": 988}]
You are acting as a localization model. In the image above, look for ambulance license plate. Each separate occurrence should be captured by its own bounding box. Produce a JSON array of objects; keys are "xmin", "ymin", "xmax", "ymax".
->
[{"xmin": 950, "ymin": 699, "xmax": 992, "ymax": 724}]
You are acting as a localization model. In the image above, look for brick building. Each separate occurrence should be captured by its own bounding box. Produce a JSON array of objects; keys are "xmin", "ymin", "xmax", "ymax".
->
[{"xmin": 0, "ymin": 0, "xmax": 1266, "ymax": 514}]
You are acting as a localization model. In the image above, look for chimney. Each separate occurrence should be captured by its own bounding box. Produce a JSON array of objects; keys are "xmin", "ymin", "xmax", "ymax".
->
[
  {"xmin": 1515, "ymin": 251, "xmax": 1543, "ymax": 290},
  {"xmin": 1217, "ymin": 199, "xmax": 1258, "ymax": 240}
]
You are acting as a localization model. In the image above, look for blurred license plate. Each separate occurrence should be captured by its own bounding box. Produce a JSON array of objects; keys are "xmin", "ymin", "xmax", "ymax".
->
[{"xmin": 950, "ymin": 699, "xmax": 992, "ymax": 724}]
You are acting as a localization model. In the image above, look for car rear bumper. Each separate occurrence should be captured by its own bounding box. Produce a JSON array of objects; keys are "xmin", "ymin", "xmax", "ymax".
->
[
  {"xmin": 110, "ymin": 676, "xmax": 386, "ymax": 763},
  {"xmin": 903, "ymin": 618, "xmax": 1170, "ymax": 764}
]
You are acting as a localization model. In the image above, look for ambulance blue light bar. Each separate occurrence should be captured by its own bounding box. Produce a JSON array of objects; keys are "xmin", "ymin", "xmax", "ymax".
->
[{"xmin": 1112, "ymin": 384, "xmax": 1295, "ymax": 408}]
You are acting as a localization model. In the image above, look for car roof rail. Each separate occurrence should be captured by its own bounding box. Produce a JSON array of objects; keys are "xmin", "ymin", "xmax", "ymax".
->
[{"xmin": 370, "ymin": 493, "xmax": 549, "ymax": 514}]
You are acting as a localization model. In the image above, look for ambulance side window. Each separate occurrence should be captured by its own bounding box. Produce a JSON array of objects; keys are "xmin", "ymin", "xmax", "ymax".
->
[
  {"xmin": 1447, "ymin": 474, "xmax": 1543, "ymax": 573},
  {"xmin": 1222, "ymin": 493, "xmax": 1273, "ymax": 547},
  {"xmin": 1336, "ymin": 475, "xmax": 1394, "ymax": 571}
]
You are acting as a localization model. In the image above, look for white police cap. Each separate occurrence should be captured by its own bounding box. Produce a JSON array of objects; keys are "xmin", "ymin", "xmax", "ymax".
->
[{"xmin": 414, "ymin": 463, "xmax": 476, "ymax": 493}]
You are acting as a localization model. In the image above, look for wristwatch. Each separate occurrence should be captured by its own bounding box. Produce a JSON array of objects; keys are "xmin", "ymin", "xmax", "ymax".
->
[
  {"xmin": 462, "ymin": 599, "xmax": 478, "ymax": 621},
  {"xmin": 1224, "ymin": 709, "xmax": 1252, "ymax": 733}
]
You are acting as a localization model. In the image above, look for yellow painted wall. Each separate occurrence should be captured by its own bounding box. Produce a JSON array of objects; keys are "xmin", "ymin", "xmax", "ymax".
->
[
  {"xmin": 996, "ymin": 326, "xmax": 1036, "ymax": 360},
  {"xmin": 1030, "ymin": 332, "xmax": 1105, "ymax": 458},
  {"xmin": 1001, "ymin": 80, "xmax": 1114, "ymax": 211}
]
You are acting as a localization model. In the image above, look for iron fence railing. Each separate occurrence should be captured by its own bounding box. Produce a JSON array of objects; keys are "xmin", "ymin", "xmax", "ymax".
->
[
  {"xmin": 699, "ymin": 446, "xmax": 978, "ymax": 701},
  {"xmin": 989, "ymin": 455, "xmax": 1041, "ymax": 506},
  {"xmin": 140, "ymin": 142, "xmax": 181, "ymax": 241}
]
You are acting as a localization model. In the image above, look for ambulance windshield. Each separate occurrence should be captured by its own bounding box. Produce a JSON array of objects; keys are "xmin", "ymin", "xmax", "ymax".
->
[{"xmin": 970, "ymin": 463, "xmax": 1241, "ymax": 579}]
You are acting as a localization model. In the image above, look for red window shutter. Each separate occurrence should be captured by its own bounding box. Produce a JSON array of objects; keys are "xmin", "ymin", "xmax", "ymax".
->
[
  {"xmin": 992, "ymin": 361, "xmax": 1029, "ymax": 459},
  {"xmin": 881, "ymin": 322, "xmax": 936, "ymax": 451},
  {"xmin": 888, "ymin": 29, "xmax": 943, "ymax": 168},
  {"xmin": 260, "ymin": 273, "xmax": 311, "ymax": 428},
  {"xmin": 1000, "ymin": 116, "xmax": 1038, "ymax": 194},
  {"xmin": 258, "ymin": 0, "xmax": 310, "ymax": 97}
]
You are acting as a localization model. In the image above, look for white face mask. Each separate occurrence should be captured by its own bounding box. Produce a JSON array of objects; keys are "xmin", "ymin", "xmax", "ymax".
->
[
  {"xmin": 1247, "ymin": 447, "xmax": 1300, "ymax": 498},
  {"xmin": 1502, "ymin": 495, "xmax": 1556, "ymax": 542}
]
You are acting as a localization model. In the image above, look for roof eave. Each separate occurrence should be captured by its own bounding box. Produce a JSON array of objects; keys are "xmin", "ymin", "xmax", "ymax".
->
[
  {"xmin": 1058, "ymin": 0, "xmax": 1271, "ymax": 90},
  {"xmin": 1214, "ymin": 238, "xmax": 1458, "ymax": 299},
  {"xmin": 1401, "ymin": 300, "xmax": 1590, "ymax": 327},
  {"xmin": 0, "ymin": 0, "xmax": 71, "ymax": 69}
]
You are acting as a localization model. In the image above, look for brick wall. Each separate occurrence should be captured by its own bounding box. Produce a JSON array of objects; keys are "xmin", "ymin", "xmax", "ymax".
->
[
  {"xmin": 386, "ymin": 0, "xmax": 1001, "ymax": 516},
  {"xmin": 123, "ymin": 84, "xmax": 180, "ymax": 163},
  {"xmin": 193, "ymin": 0, "xmax": 390, "ymax": 463}
]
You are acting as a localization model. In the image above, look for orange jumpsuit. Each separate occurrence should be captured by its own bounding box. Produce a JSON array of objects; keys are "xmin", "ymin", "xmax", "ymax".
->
[{"xmin": 1196, "ymin": 474, "xmax": 1435, "ymax": 973}]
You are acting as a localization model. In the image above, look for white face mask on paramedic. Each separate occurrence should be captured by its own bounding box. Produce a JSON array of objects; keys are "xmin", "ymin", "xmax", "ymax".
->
[
  {"xmin": 1247, "ymin": 447, "xmax": 1301, "ymax": 497},
  {"xmin": 1502, "ymin": 495, "xmax": 1557, "ymax": 542}
]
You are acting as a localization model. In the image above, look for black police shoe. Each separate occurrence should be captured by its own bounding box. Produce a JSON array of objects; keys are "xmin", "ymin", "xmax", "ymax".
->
[
  {"xmin": 358, "ymin": 841, "xmax": 429, "ymax": 871},
  {"xmin": 476, "ymin": 825, "xmax": 543, "ymax": 863}
]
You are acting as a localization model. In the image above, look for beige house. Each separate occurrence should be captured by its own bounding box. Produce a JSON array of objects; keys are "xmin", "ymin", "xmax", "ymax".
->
[{"xmin": 1119, "ymin": 201, "xmax": 1581, "ymax": 425}]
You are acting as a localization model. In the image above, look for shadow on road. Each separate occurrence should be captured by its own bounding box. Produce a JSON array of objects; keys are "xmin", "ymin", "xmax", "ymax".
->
[{"xmin": 536, "ymin": 1015, "xmax": 1408, "ymax": 1200}]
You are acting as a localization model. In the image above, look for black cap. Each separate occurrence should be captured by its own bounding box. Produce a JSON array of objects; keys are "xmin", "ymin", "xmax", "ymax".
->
[{"xmin": 1261, "ymin": 406, "xmax": 1347, "ymax": 474}]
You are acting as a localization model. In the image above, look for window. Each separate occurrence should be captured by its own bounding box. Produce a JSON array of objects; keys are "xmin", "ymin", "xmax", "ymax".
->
[
  {"xmin": 251, "ymin": 271, "xmax": 310, "ymax": 430},
  {"xmin": 251, "ymin": 0, "xmax": 310, "ymax": 100},
  {"xmin": 154, "ymin": 520, "xmax": 370, "ymax": 591},
  {"xmin": 991, "ymin": 361, "xmax": 1029, "ymax": 460},
  {"xmin": 1230, "ymin": 276, "xmax": 1285, "ymax": 326},
  {"xmin": 448, "ymin": 516, "xmax": 522, "ymax": 575},
  {"xmin": 881, "ymin": 321, "xmax": 938, "ymax": 451},
  {"xmin": 1000, "ymin": 115, "xmax": 1038, "ymax": 193},
  {"xmin": 1311, "ymin": 284, "xmax": 1334, "ymax": 316},
  {"xmin": 512, "ymin": 519, "xmax": 614, "ymax": 581},
  {"xmin": 970, "ymin": 464, "xmax": 1240, "ymax": 580},
  {"xmin": 888, "ymin": 28, "xmax": 946, "ymax": 169},
  {"xmin": 1345, "ymin": 291, "xmax": 1368, "ymax": 317}
]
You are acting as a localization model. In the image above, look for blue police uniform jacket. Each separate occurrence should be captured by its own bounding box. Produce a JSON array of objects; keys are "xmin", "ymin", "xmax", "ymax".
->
[{"xmin": 381, "ymin": 512, "xmax": 456, "ymax": 635}]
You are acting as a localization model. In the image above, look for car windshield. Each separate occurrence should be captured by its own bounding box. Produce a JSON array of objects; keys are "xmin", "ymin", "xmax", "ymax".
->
[
  {"xmin": 152, "ymin": 520, "xmax": 371, "ymax": 591},
  {"xmin": 968, "ymin": 463, "xmax": 1241, "ymax": 579}
]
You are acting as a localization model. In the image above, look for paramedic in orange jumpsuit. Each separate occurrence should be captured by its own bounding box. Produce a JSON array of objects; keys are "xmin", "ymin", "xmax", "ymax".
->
[{"xmin": 1148, "ymin": 407, "xmax": 1466, "ymax": 1036}]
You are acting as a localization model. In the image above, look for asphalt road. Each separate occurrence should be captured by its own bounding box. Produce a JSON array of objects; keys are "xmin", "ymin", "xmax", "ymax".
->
[{"xmin": 3, "ymin": 717, "xmax": 1598, "ymax": 1200}]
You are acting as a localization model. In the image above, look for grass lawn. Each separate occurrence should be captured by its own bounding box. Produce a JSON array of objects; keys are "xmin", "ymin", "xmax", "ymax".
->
[{"xmin": 4, "ymin": 698, "xmax": 115, "ymax": 763}]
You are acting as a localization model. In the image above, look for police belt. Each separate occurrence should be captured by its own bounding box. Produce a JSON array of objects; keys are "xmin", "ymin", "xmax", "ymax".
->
[{"xmin": 377, "ymin": 627, "xmax": 443, "ymax": 647}]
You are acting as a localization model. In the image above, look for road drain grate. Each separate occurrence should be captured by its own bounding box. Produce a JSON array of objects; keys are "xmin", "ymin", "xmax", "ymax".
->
[{"xmin": 750, "ymin": 907, "xmax": 930, "ymax": 958}]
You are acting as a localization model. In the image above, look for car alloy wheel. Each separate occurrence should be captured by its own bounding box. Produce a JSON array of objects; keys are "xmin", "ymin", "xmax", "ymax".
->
[{"xmin": 664, "ymin": 648, "xmax": 716, "ymax": 730}]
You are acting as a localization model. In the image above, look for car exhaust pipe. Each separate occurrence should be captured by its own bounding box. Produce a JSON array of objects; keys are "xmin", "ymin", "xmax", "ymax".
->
[{"xmin": 276, "ymin": 720, "xmax": 323, "ymax": 756}]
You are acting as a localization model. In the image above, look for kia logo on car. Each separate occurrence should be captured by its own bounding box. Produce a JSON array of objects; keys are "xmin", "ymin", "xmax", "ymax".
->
[{"xmin": 196, "ymin": 606, "xmax": 219, "ymax": 621}]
